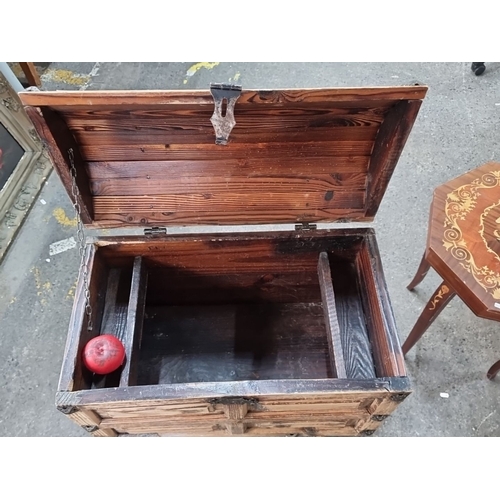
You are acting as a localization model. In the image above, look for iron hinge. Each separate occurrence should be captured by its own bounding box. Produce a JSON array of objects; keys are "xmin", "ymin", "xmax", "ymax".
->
[
  {"xmin": 144, "ymin": 226, "xmax": 167, "ymax": 236},
  {"xmin": 295, "ymin": 222, "xmax": 317, "ymax": 231}
]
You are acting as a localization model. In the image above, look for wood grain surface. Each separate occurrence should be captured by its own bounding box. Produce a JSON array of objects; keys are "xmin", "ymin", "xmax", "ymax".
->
[
  {"xmin": 137, "ymin": 303, "xmax": 332, "ymax": 384},
  {"xmin": 317, "ymin": 252, "xmax": 347, "ymax": 378},
  {"xmin": 426, "ymin": 162, "xmax": 500, "ymax": 320},
  {"xmin": 331, "ymin": 259, "xmax": 376, "ymax": 379},
  {"xmin": 39, "ymin": 83, "xmax": 420, "ymax": 435},
  {"xmin": 365, "ymin": 100, "xmax": 422, "ymax": 217},
  {"xmin": 91, "ymin": 268, "xmax": 130, "ymax": 389},
  {"xmin": 355, "ymin": 234, "xmax": 406, "ymax": 377},
  {"xmin": 20, "ymin": 86, "xmax": 426, "ymax": 227},
  {"xmin": 120, "ymin": 257, "xmax": 148, "ymax": 387},
  {"xmin": 19, "ymin": 86, "xmax": 428, "ymax": 107},
  {"xmin": 25, "ymin": 106, "xmax": 94, "ymax": 223},
  {"xmin": 56, "ymin": 377, "xmax": 410, "ymax": 436}
]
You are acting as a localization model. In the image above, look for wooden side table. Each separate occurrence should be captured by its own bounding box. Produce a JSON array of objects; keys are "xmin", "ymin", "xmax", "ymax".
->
[{"xmin": 403, "ymin": 162, "xmax": 500, "ymax": 378}]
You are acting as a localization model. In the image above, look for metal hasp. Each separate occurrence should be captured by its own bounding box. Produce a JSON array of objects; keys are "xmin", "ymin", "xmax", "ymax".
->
[{"xmin": 210, "ymin": 83, "xmax": 242, "ymax": 145}]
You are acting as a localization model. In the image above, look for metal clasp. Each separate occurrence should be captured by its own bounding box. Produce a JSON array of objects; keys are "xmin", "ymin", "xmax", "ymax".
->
[
  {"xmin": 295, "ymin": 222, "xmax": 317, "ymax": 231},
  {"xmin": 144, "ymin": 226, "xmax": 167, "ymax": 236},
  {"xmin": 210, "ymin": 83, "xmax": 242, "ymax": 145}
]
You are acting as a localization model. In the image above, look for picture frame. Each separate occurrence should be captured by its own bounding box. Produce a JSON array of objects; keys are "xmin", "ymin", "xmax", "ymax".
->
[{"xmin": 0, "ymin": 71, "xmax": 52, "ymax": 262}]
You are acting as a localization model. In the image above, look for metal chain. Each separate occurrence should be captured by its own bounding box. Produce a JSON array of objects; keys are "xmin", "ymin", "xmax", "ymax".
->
[{"xmin": 68, "ymin": 148, "xmax": 93, "ymax": 331}]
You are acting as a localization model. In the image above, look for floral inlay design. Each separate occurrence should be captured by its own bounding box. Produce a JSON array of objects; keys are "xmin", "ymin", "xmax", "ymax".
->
[
  {"xmin": 443, "ymin": 171, "xmax": 500, "ymax": 300},
  {"xmin": 429, "ymin": 284, "xmax": 450, "ymax": 310}
]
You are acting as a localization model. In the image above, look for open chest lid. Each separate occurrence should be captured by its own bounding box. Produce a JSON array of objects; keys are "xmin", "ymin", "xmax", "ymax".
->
[{"xmin": 19, "ymin": 84, "xmax": 427, "ymax": 228}]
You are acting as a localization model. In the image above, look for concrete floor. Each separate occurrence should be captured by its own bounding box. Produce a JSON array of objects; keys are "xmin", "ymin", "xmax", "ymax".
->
[{"xmin": 1, "ymin": 62, "xmax": 500, "ymax": 437}]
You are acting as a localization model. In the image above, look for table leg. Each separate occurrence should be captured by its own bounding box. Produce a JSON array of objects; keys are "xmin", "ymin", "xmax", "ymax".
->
[
  {"xmin": 407, "ymin": 252, "xmax": 431, "ymax": 290},
  {"xmin": 487, "ymin": 360, "xmax": 500, "ymax": 380},
  {"xmin": 402, "ymin": 281, "xmax": 456, "ymax": 355}
]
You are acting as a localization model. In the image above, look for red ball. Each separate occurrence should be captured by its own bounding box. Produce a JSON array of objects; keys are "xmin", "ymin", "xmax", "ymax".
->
[{"xmin": 82, "ymin": 334, "xmax": 125, "ymax": 375}]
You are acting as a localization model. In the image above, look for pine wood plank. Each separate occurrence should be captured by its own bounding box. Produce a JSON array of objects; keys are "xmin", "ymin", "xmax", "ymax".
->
[
  {"xmin": 93, "ymin": 189, "xmax": 365, "ymax": 215},
  {"xmin": 97, "ymin": 231, "xmax": 364, "ymax": 272},
  {"xmin": 79, "ymin": 141, "xmax": 374, "ymax": 162},
  {"xmin": 332, "ymin": 259, "xmax": 377, "ymax": 379},
  {"xmin": 19, "ymin": 86, "xmax": 428, "ymax": 107},
  {"xmin": 317, "ymin": 252, "xmax": 347, "ymax": 378},
  {"xmin": 355, "ymin": 233, "xmax": 406, "ymax": 377},
  {"xmin": 96, "ymin": 401, "xmax": 364, "ymax": 420},
  {"xmin": 63, "ymin": 106, "xmax": 386, "ymax": 153},
  {"xmin": 119, "ymin": 257, "xmax": 148, "ymax": 387},
  {"xmin": 92, "ymin": 207, "xmax": 369, "ymax": 227},
  {"xmin": 87, "ymin": 162, "xmax": 368, "ymax": 198},
  {"xmin": 365, "ymin": 100, "xmax": 422, "ymax": 217},
  {"xmin": 56, "ymin": 377, "xmax": 407, "ymax": 407},
  {"xmin": 91, "ymin": 268, "xmax": 131, "ymax": 389},
  {"xmin": 86, "ymin": 157, "xmax": 370, "ymax": 180}
]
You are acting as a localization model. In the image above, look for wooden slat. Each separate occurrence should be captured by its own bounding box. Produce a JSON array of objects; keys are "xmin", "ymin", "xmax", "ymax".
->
[
  {"xmin": 19, "ymin": 86, "xmax": 429, "ymax": 107},
  {"xmin": 119, "ymin": 257, "xmax": 148, "ymax": 387},
  {"xmin": 72, "ymin": 127, "xmax": 378, "ymax": 147},
  {"xmin": 317, "ymin": 252, "xmax": 347, "ymax": 378},
  {"xmin": 86, "ymin": 393, "xmax": 388, "ymax": 413},
  {"xmin": 100, "ymin": 269, "xmax": 129, "ymax": 340},
  {"xmin": 90, "ymin": 174, "xmax": 365, "ymax": 199},
  {"xmin": 365, "ymin": 100, "xmax": 422, "ymax": 217},
  {"xmin": 132, "ymin": 424, "xmax": 359, "ymax": 437},
  {"xmin": 87, "ymin": 157, "xmax": 369, "ymax": 179},
  {"xmin": 27, "ymin": 101, "xmax": 400, "ymax": 114},
  {"xmin": 100, "ymin": 413, "xmax": 370, "ymax": 434},
  {"xmin": 80, "ymin": 140, "xmax": 374, "ymax": 162},
  {"xmin": 145, "ymin": 270, "xmax": 322, "ymax": 305},
  {"xmin": 87, "ymin": 160, "xmax": 368, "ymax": 197},
  {"xmin": 355, "ymin": 233, "xmax": 406, "ymax": 377},
  {"xmin": 93, "ymin": 189, "xmax": 365, "ymax": 214},
  {"xmin": 332, "ymin": 260, "xmax": 377, "ymax": 379},
  {"xmin": 92, "ymin": 268, "xmax": 130, "ymax": 389},
  {"xmin": 96, "ymin": 401, "xmax": 364, "ymax": 419},
  {"xmin": 100, "ymin": 410, "xmax": 369, "ymax": 428},
  {"xmin": 25, "ymin": 106, "xmax": 94, "ymax": 223},
  {"xmin": 67, "ymin": 107, "xmax": 384, "ymax": 140},
  {"xmin": 92, "ymin": 207, "xmax": 369, "ymax": 227},
  {"xmin": 56, "ymin": 377, "xmax": 408, "ymax": 407},
  {"xmin": 96, "ymin": 231, "xmax": 367, "ymax": 272}
]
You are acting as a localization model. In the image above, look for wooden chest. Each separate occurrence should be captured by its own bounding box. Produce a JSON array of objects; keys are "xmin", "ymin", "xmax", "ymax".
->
[{"xmin": 20, "ymin": 84, "xmax": 427, "ymax": 437}]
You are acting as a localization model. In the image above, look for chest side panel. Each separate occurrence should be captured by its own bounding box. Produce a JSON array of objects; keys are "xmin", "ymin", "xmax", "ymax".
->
[{"xmin": 70, "ymin": 391, "xmax": 406, "ymax": 437}]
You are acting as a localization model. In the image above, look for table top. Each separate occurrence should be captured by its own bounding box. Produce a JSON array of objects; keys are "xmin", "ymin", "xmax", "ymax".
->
[{"xmin": 427, "ymin": 162, "xmax": 500, "ymax": 320}]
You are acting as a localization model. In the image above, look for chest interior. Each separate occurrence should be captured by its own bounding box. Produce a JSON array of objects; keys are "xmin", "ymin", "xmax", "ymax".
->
[{"xmin": 74, "ymin": 229, "xmax": 403, "ymax": 393}]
